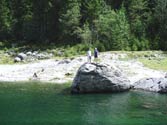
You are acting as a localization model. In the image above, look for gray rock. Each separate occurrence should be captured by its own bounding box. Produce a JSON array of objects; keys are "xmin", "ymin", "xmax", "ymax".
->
[
  {"xmin": 76, "ymin": 57, "xmax": 83, "ymax": 62},
  {"xmin": 26, "ymin": 51, "xmax": 32, "ymax": 56},
  {"xmin": 17, "ymin": 53, "xmax": 27, "ymax": 60},
  {"xmin": 58, "ymin": 59, "xmax": 71, "ymax": 64},
  {"xmin": 38, "ymin": 53, "xmax": 52, "ymax": 59},
  {"xmin": 7, "ymin": 50, "xmax": 16, "ymax": 56},
  {"xmin": 37, "ymin": 53, "xmax": 47, "ymax": 59},
  {"xmin": 32, "ymin": 51, "xmax": 38, "ymax": 56},
  {"xmin": 49, "ymin": 53, "xmax": 53, "ymax": 57},
  {"xmin": 57, "ymin": 51, "xmax": 64, "ymax": 57},
  {"xmin": 133, "ymin": 78, "xmax": 167, "ymax": 93},
  {"xmin": 71, "ymin": 63, "xmax": 131, "ymax": 94},
  {"xmin": 14, "ymin": 57, "xmax": 21, "ymax": 62},
  {"xmin": 165, "ymin": 73, "xmax": 167, "ymax": 78}
]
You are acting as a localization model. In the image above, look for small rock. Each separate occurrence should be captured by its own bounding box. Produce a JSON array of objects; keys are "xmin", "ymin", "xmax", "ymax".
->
[
  {"xmin": 17, "ymin": 53, "xmax": 27, "ymax": 60},
  {"xmin": 65, "ymin": 72, "xmax": 73, "ymax": 76},
  {"xmin": 33, "ymin": 73, "xmax": 38, "ymax": 78},
  {"xmin": 14, "ymin": 57, "xmax": 21, "ymax": 62},
  {"xmin": 76, "ymin": 58, "xmax": 83, "ymax": 62},
  {"xmin": 37, "ymin": 53, "xmax": 46, "ymax": 59},
  {"xmin": 7, "ymin": 50, "xmax": 16, "ymax": 56},
  {"xmin": 165, "ymin": 73, "xmax": 167, "ymax": 78},
  {"xmin": 58, "ymin": 59, "xmax": 71, "ymax": 64},
  {"xmin": 41, "ymin": 68, "xmax": 44, "ymax": 72},
  {"xmin": 26, "ymin": 51, "xmax": 32, "ymax": 56},
  {"xmin": 57, "ymin": 51, "xmax": 64, "ymax": 56},
  {"xmin": 70, "ymin": 57, "xmax": 75, "ymax": 60},
  {"xmin": 32, "ymin": 51, "xmax": 38, "ymax": 56},
  {"xmin": 49, "ymin": 53, "xmax": 53, "ymax": 57},
  {"xmin": 144, "ymin": 54, "xmax": 149, "ymax": 58}
]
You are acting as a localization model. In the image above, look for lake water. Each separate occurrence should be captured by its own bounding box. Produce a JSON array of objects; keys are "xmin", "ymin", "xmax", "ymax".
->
[{"xmin": 0, "ymin": 82, "xmax": 167, "ymax": 125}]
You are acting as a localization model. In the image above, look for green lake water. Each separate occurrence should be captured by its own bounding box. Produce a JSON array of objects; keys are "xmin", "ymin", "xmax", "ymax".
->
[{"xmin": 0, "ymin": 82, "xmax": 167, "ymax": 125}]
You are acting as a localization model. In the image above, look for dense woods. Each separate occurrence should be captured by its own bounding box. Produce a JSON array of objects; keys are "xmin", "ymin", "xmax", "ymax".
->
[{"xmin": 0, "ymin": 0, "xmax": 167, "ymax": 51}]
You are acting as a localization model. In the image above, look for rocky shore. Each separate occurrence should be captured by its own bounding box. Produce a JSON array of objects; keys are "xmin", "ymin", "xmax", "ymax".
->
[{"xmin": 0, "ymin": 52, "xmax": 166, "ymax": 86}]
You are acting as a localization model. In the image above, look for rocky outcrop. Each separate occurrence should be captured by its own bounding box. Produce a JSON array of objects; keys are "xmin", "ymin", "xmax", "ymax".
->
[
  {"xmin": 133, "ymin": 78, "xmax": 167, "ymax": 93},
  {"xmin": 71, "ymin": 63, "xmax": 131, "ymax": 94},
  {"xmin": 14, "ymin": 51, "xmax": 53, "ymax": 62}
]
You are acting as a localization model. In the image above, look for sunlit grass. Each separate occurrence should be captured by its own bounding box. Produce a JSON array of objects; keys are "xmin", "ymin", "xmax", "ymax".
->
[
  {"xmin": 138, "ymin": 58, "xmax": 167, "ymax": 71},
  {"xmin": 0, "ymin": 55, "xmax": 14, "ymax": 64}
]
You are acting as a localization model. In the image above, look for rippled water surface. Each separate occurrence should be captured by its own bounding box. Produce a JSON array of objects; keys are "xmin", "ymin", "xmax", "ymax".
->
[{"xmin": 0, "ymin": 82, "xmax": 167, "ymax": 125}]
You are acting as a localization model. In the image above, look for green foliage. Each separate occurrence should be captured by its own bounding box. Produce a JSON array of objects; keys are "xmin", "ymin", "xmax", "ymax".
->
[
  {"xmin": 127, "ymin": 0, "xmax": 150, "ymax": 38},
  {"xmin": 0, "ymin": 0, "xmax": 12, "ymax": 40},
  {"xmin": 59, "ymin": 0, "xmax": 81, "ymax": 44},
  {"xmin": 0, "ymin": 54, "xmax": 13, "ymax": 64},
  {"xmin": 94, "ymin": 41, "xmax": 106, "ymax": 52},
  {"xmin": 77, "ymin": 22, "xmax": 92, "ymax": 46},
  {"xmin": 154, "ymin": 0, "xmax": 167, "ymax": 50},
  {"xmin": 75, "ymin": 44, "xmax": 90, "ymax": 53},
  {"xmin": 0, "ymin": 0, "xmax": 166, "ymax": 51},
  {"xmin": 95, "ymin": 7, "xmax": 131, "ymax": 50},
  {"xmin": 81, "ymin": 0, "xmax": 107, "ymax": 25}
]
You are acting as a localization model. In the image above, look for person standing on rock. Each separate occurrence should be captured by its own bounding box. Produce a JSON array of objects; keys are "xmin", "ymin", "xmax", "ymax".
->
[
  {"xmin": 94, "ymin": 48, "xmax": 99, "ymax": 63},
  {"xmin": 87, "ymin": 49, "xmax": 92, "ymax": 63}
]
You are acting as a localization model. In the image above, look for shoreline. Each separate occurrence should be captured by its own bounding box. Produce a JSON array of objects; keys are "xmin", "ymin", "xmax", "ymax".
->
[{"xmin": 0, "ymin": 52, "xmax": 165, "ymax": 84}]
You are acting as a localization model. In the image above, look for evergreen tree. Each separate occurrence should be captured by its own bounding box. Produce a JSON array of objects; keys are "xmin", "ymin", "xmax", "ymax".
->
[
  {"xmin": 77, "ymin": 22, "xmax": 92, "ymax": 46},
  {"xmin": 0, "ymin": 0, "xmax": 166, "ymax": 51},
  {"xmin": 127, "ymin": 0, "xmax": 150, "ymax": 38},
  {"xmin": 154, "ymin": 0, "xmax": 167, "ymax": 50},
  {"xmin": 105, "ymin": 0, "xmax": 124, "ymax": 9},
  {"xmin": 81, "ymin": 0, "xmax": 107, "ymax": 43},
  {"xmin": 95, "ymin": 7, "xmax": 131, "ymax": 50},
  {"xmin": 48, "ymin": 0, "xmax": 63, "ymax": 43},
  {"xmin": 31, "ymin": 0, "xmax": 52, "ymax": 43},
  {"xmin": 0, "ymin": 0, "xmax": 12, "ymax": 40},
  {"xmin": 11, "ymin": 0, "xmax": 32, "ymax": 42},
  {"xmin": 59, "ymin": 0, "xmax": 81, "ymax": 44}
]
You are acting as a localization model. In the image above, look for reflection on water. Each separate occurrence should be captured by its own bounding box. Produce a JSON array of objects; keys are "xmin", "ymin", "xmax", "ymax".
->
[{"xmin": 0, "ymin": 83, "xmax": 167, "ymax": 125}]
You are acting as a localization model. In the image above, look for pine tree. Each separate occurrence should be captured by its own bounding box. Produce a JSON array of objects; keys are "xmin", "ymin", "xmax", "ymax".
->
[
  {"xmin": 95, "ymin": 7, "xmax": 131, "ymax": 50},
  {"xmin": 81, "ymin": 0, "xmax": 107, "ymax": 43},
  {"xmin": 0, "ymin": 0, "xmax": 12, "ymax": 40},
  {"xmin": 154, "ymin": 0, "xmax": 167, "ymax": 50},
  {"xmin": 127, "ymin": 0, "xmax": 150, "ymax": 38},
  {"xmin": 11, "ymin": 0, "xmax": 32, "ymax": 42},
  {"xmin": 31, "ymin": 0, "xmax": 52, "ymax": 43},
  {"xmin": 59, "ymin": 0, "xmax": 81, "ymax": 44}
]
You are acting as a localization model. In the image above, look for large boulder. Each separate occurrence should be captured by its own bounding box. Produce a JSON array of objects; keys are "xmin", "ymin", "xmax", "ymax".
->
[
  {"xmin": 133, "ymin": 78, "xmax": 167, "ymax": 93},
  {"xmin": 71, "ymin": 63, "xmax": 131, "ymax": 94}
]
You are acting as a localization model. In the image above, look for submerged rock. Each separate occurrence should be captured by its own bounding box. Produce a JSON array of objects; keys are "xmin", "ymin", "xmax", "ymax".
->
[
  {"xmin": 71, "ymin": 63, "xmax": 131, "ymax": 94},
  {"xmin": 133, "ymin": 78, "xmax": 167, "ymax": 93}
]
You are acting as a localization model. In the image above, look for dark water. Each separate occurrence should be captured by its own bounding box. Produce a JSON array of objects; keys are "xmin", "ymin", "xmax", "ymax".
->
[{"xmin": 0, "ymin": 82, "xmax": 167, "ymax": 125}]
